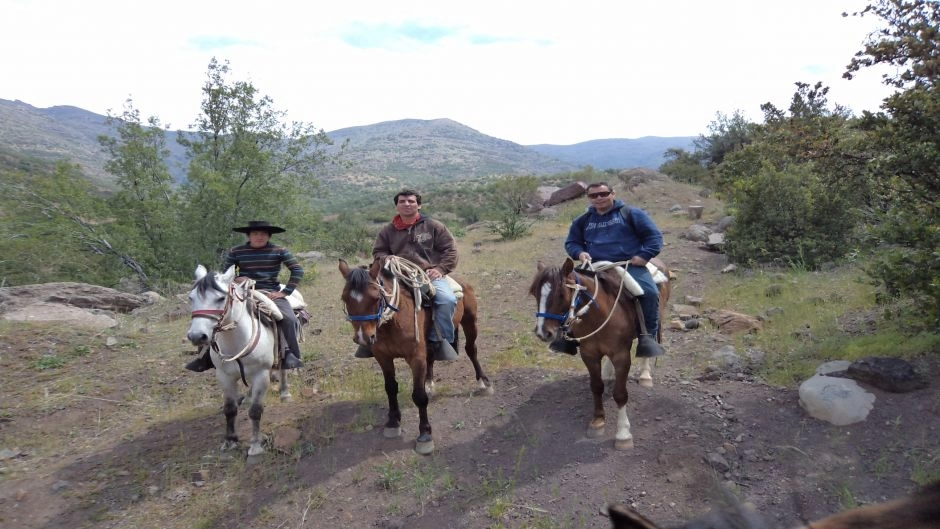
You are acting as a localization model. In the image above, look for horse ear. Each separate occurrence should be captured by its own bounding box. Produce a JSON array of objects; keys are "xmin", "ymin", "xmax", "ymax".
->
[
  {"xmin": 607, "ymin": 505, "xmax": 660, "ymax": 529},
  {"xmin": 537, "ymin": 260, "xmax": 545, "ymax": 272},
  {"xmin": 338, "ymin": 259, "xmax": 351, "ymax": 278},
  {"xmin": 195, "ymin": 264, "xmax": 207, "ymax": 280},
  {"xmin": 221, "ymin": 265, "xmax": 236, "ymax": 283},
  {"xmin": 562, "ymin": 258, "xmax": 574, "ymax": 275},
  {"xmin": 369, "ymin": 258, "xmax": 382, "ymax": 278}
]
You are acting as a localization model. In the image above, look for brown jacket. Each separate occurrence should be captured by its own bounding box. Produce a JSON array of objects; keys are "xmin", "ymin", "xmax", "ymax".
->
[{"xmin": 373, "ymin": 216, "xmax": 458, "ymax": 275}]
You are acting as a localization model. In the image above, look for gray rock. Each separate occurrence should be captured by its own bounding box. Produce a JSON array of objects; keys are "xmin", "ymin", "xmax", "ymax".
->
[
  {"xmin": 847, "ymin": 356, "xmax": 928, "ymax": 393},
  {"xmin": 799, "ymin": 374, "xmax": 875, "ymax": 425}
]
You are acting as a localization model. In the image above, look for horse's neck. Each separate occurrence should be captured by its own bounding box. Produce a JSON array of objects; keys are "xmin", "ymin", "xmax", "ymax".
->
[{"xmin": 217, "ymin": 299, "xmax": 270, "ymax": 349}]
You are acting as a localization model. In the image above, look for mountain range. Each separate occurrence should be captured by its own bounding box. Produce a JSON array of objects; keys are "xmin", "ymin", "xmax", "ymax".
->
[{"xmin": 0, "ymin": 98, "xmax": 695, "ymax": 188}]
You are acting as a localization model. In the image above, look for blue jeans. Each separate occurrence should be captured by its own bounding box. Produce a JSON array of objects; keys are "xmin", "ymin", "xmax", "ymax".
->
[
  {"xmin": 626, "ymin": 264, "xmax": 660, "ymax": 338},
  {"xmin": 429, "ymin": 277, "xmax": 457, "ymax": 343}
]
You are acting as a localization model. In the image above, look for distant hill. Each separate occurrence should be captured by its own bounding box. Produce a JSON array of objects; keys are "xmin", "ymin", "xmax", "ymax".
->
[
  {"xmin": 527, "ymin": 137, "xmax": 696, "ymax": 170},
  {"xmin": 0, "ymin": 98, "xmax": 697, "ymax": 189}
]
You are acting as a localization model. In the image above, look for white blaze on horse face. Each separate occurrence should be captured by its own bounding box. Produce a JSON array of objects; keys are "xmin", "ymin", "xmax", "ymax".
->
[
  {"xmin": 536, "ymin": 282, "xmax": 553, "ymax": 338},
  {"xmin": 350, "ymin": 291, "xmax": 364, "ymax": 303}
]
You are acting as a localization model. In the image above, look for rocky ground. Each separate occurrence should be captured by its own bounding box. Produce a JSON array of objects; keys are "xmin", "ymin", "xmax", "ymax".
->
[{"xmin": 1, "ymin": 177, "xmax": 937, "ymax": 529}]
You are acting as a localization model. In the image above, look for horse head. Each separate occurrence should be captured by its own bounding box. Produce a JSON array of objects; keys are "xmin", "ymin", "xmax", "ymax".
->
[
  {"xmin": 339, "ymin": 259, "xmax": 392, "ymax": 347},
  {"xmin": 529, "ymin": 259, "xmax": 582, "ymax": 343},
  {"xmin": 186, "ymin": 264, "xmax": 237, "ymax": 346}
]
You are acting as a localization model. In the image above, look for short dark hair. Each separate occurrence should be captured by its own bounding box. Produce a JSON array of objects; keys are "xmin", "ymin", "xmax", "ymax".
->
[
  {"xmin": 394, "ymin": 189, "xmax": 422, "ymax": 205},
  {"xmin": 586, "ymin": 182, "xmax": 613, "ymax": 192}
]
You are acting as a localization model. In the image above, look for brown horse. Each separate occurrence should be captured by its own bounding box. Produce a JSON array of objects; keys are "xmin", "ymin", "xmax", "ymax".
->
[
  {"xmin": 608, "ymin": 480, "xmax": 940, "ymax": 529},
  {"xmin": 528, "ymin": 257, "xmax": 671, "ymax": 450},
  {"xmin": 339, "ymin": 258, "xmax": 491, "ymax": 455}
]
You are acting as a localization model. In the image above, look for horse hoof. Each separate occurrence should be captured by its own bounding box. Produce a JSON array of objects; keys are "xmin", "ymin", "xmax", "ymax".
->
[
  {"xmin": 614, "ymin": 438, "xmax": 635, "ymax": 451},
  {"xmin": 384, "ymin": 426, "xmax": 402, "ymax": 439},
  {"xmin": 221, "ymin": 440, "xmax": 239, "ymax": 451},
  {"xmin": 638, "ymin": 378, "xmax": 653, "ymax": 388},
  {"xmin": 415, "ymin": 438, "xmax": 434, "ymax": 455},
  {"xmin": 586, "ymin": 425, "xmax": 605, "ymax": 439},
  {"xmin": 476, "ymin": 385, "xmax": 495, "ymax": 397},
  {"xmin": 248, "ymin": 445, "xmax": 265, "ymax": 457},
  {"xmin": 280, "ymin": 392, "xmax": 293, "ymax": 403}
]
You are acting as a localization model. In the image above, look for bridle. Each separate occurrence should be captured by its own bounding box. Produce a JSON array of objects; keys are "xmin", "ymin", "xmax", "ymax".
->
[
  {"xmin": 536, "ymin": 264, "xmax": 627, "ymax": 342},
  {"xmin": 190, "ymin": 277, "xmax": 263, "ymax": 362}
]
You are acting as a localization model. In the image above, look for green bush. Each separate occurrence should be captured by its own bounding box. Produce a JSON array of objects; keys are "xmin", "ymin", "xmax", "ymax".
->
[{"xmin": 725, "ymin": 162, "xmax": 857, "ymax": 267}]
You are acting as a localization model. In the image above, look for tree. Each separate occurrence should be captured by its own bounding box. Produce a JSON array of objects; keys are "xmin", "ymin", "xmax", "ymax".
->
[
  {"xmin": 488, "ymin": 175, "xmax": 538, "ymax": 240},
  {"xmin": 178, "ymin": 58, "xmax": 340, "ymax": 266},
  {"xmin": 658, "ymin": 148, "xmax": 708, "ymax": 184},
  {"xmin": 845, "ymin": 0, "xmax": 940, "ymax": 329},
  {"xmin": 694, "ymin": 110, "xmax": 758, "ymax": 169},
  {"xmin": 99, "ymin": 100, "xmax": 184, "ymax": 284}
]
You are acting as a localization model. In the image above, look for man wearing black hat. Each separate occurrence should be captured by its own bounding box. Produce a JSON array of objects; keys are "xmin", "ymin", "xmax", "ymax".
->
[{"xmin": 185, "ymin": 220, "xmax": 306, "ymax": 371}]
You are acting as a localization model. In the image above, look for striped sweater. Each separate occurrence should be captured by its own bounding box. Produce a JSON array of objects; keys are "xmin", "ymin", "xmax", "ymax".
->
[{"xmin": 223, "ymin": 243, "xmax": 304, "ymax": 294}]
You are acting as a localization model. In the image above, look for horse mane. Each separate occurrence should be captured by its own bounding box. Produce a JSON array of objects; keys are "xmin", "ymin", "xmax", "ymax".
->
[
  {"xmin": 528, "ymin": 265, "xmax": 565, "ymax": 298},
  {"xmin": 345, "ymin": 266, "xmax": 372, "ymax": 293},
  {"xmin": 194, "ymin": 270, "xmax": 225, "ymax": 297}
]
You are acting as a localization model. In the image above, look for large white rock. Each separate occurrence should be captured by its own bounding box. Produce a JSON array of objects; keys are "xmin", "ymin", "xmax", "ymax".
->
[{"xmin": 799, "ymin": 374, "xmax": 875, "ymax": 425}]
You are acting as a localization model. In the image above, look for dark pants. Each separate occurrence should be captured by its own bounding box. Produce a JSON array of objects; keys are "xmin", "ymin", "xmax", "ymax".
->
[
  {"xmin": 272, "ymin": 297, "xmax": 301, "ymax": 357},
  {"xmin": 626, "ymin": 264, "xmax": 660, "ymax": 338}
]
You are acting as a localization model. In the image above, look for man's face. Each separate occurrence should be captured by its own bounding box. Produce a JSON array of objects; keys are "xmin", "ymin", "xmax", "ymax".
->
[
  {"xmin": 396, "ymin": 194, "xmax": 421, "ymax": 219},
  {"xmin": 586, "ymin": 186, "xmax": 615, "ymax": 211},
  {"xmin": 248, "ymin": 230, "xmax": 271, "ymax": 248}
]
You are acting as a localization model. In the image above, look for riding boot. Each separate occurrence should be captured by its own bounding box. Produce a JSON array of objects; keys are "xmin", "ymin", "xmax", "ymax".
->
[
  {"xmin": 429, "ymin": 341, "xmax": 458, "ymax": 361},
  {"xmin": 282, "ymin": 349, "xmax": 304, "ymax": 369},
  {"xmin": 549, "ymin": 337, "xmax": 579, "ymax": 355},
  {"xmin": 354, "ymin": 344, "xmax": 373, "ymax": 358},
  {"xmin": 185, "ymin": 348, "xmax": 214, "ymax": 372}
]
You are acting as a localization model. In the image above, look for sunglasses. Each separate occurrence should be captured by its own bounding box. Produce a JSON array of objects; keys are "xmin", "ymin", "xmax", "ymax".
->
[{"xmin": 587, "ymin": 191, "xmax": 612, "ymax": 199}]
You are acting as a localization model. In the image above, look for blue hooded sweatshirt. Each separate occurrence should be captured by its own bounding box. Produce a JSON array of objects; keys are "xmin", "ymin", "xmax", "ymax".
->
[{"xmin": 565, "ymin": 199, "xmax": 663, "ymax": 262}]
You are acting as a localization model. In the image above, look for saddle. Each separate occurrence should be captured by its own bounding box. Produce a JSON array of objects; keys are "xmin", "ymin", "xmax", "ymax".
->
[{"xmin": 592, "ymin": 261, "xmax": 667, "ymax": 297}]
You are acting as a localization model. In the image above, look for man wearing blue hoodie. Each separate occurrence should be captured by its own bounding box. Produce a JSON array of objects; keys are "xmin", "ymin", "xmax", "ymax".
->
[{"xmin": 562, "ymin": 182, "xmax": 664, "ymax": 353}]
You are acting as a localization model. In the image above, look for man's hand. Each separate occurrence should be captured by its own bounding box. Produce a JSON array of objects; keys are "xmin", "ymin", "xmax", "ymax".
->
[
  {"xmin": 629, "ymin": 256, "xmax": 649, "ymax": 267},
  {"xmin": 266, "ymin": 291, "xmax": 287, "ymax": 300},
  {"xmin": 426, "ymin": 268, "xmax": 443, "ymax": 280},
  {"xmin": 578, "ymin": 252, "xmax": 592, "ymax": 264}
]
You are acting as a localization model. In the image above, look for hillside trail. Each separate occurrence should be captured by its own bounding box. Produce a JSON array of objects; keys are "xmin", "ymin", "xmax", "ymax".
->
[{"xmin": 0, "ymin": 177, "xmax": 937, "ymax": 529}]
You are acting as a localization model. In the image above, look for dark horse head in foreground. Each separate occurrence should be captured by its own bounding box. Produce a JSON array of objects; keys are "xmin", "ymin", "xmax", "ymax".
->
[
  {"xmin": 338, "ymin": 258, "xmax": 491, "ymax": 455},
  {"xmin": 608, "ymin": 480, "xmax": 940, "ymax": 529},
  {"xmin": 529, "ymin": 257, "xmax": 671, "ymax": 450}
]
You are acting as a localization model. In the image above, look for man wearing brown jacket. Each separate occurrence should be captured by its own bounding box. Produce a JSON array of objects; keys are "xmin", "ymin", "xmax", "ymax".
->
[{"xmin": 356, "ymin": 189, "xmax": 459, "ymax": 361}]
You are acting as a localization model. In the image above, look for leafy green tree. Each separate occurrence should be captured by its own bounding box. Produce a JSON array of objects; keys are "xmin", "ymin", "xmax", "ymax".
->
[
  {"xmin": 718, "ymin": 82, "xmax": 863, "ymax": 266},
  {"xmin": 845, "ymin": 0, "xmax": 940, "ymax": 329},
  {"xmin": 99, "ymin": 100, "xmax": 184, "ymax": 284},
  {"xmin": 695, "ymin": 110, "xmax": 758, "ymax": 168},
  {"xmin": 178, "ymin": 58, "xmax": 340, "ymax": 266},
  {"xmin": 1, "ymin": 163, "xmax": 137, "ymax": 287},
  {"xmin": 658, "ymin": 147, "xmax": 708, "ymax": 184},
  {"xmin": 488, "ymin": 175, "xmax": 538, "ymax": 240}
]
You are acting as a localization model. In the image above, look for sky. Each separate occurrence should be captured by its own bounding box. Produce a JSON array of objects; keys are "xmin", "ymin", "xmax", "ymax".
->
[{"xmin": 1, "ymin": 0, "xmax": 896, "ymax": 145}]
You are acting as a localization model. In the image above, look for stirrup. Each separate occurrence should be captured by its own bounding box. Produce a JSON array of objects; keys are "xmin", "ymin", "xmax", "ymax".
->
[
  {"xmin": 635, "ymin": 334, "xmax": 664, "ymax": 358},
  {"xmin": 430, "ymin": 341, "xmax": 458, "ymax": 361},
  {"xmin": 354, "ymin": 344, "xmax": 373, "ymax": 358},
  {"xmin": 185, "ymin": 351, "xmax": 214, "ymax": 372},
  {"xmin": 282, "ymin": 353, "xmax": 304, "ymax": 369},
  {"xmin": 549, "ymin": 337, "xmax": 579, "ymax": 355}
]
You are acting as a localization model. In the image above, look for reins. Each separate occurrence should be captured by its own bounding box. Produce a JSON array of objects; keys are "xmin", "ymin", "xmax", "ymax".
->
[
  {"xmin": 344, "ymin": 256, "xmax": 432, "ymax": 344},
  {"xmin": 540, "ymin": 260, "xmax": 631, "ymax": 343}
]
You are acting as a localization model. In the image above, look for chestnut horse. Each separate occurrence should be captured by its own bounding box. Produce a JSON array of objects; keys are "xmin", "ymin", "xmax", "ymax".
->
[
  {"xmin": 339, "ymin": 258, "xmax": 491, "ymax": 455},
  {"xmin": 608, "ymin": 480, "xmax": 940, "ymax": 529},
  {"xmin": 529, "ymin": 258, "xmax": 671, "ymax": 450}
]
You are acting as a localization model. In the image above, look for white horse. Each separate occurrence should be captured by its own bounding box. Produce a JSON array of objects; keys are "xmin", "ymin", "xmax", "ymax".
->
[{"xmin": 186, "ymin": 265, "xmax": 290, "ymax": 457}]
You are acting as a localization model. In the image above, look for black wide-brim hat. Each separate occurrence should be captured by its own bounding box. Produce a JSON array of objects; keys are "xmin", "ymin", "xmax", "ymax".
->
[{"xmin": 232, "ymin": 220, "xmax": 286, "ymax": 234}]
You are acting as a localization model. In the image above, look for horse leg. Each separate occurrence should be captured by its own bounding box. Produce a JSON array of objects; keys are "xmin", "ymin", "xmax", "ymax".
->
[
  {"xmin": 409, "ymin": 356, "xmax": 433, "ymax": 455},
  {"xmin": 635, "ymin": 357, "xmax": 653, "ymax": 388},
  {"xmin": 377, "ymin": 357, "xmax": 402, "ymax": 439},
  {"xmin": 611, "ymin": 353, "xmax": 634, "ymax": 450},
  {"xmin": 582, "ymin": 354, "xmax": 606, "ymax": 438},
  {"xmin": 214, "ymin": 369, "xmax": 241, "ymax": 451},
  {"xmin": 461, "ymin": 313, "xmax": 493, "ymax": 395},
  {"xmin": 425, "ymin": 357, "xmax": 436, "ymax": 396},
  {"xmin": 244, "ymin": 371, "xmax": 270, "ymax": 457},
  {"xmin": 278, "ymin": 363, "xmax": 291, "ymax": 402}
]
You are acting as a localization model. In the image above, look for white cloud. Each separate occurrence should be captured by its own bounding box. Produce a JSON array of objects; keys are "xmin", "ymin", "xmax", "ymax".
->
[{"xmin": 1, "ymin": 0, "xmax": 894, "ymax": 144}]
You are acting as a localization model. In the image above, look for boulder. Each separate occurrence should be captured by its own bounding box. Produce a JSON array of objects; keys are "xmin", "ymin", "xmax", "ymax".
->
[
  {"xmin": 799, "ymin": 374, "xmax": 875, "ymax": 425},
  {"xmin": 544, "ymin": 182, "xmax": 586, "ymax": 206},
  {"xmin": 847, "ymin": 356, "xmax": 928, "ymax": 393}
]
